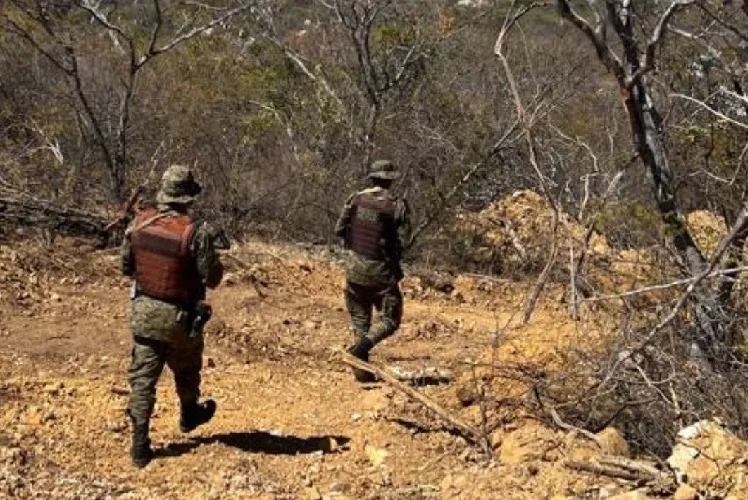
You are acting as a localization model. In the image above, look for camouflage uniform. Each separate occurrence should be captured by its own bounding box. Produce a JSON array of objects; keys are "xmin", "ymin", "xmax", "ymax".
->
[
  {"xmin": 121, "ymin": 165, "xmax": 223, "ymax": 467},
  {"xmin": 335, "ymin": 160, "xmax": 409, "ymax": 380}
]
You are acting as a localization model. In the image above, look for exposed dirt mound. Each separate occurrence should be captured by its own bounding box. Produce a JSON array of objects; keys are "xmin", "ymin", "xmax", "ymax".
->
[
  {"xmin": 687, "ymin": 210, "xmax": 727, "ymax": 258},
  {"xmin": 439, "ymin": 190, "xmax": 618, "ymax": 282}
]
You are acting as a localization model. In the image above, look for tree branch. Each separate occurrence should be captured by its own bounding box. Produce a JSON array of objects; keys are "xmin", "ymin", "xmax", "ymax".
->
[
  {"xmin": 625, "ymin": 0, "xmax": 696, "ymax": 90},
  {"xmin": 556, "ymin": 0, "xmax": 625, "ymax": 84}
]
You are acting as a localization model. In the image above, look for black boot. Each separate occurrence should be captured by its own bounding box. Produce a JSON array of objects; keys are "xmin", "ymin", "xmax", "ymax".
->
[
  {"xmin": 131, "ymin": 421, "xmax": 153, "ymax": 469},
  {"xmin": 348, "ymin": 337, "xmax": 376, "ymax": 383},
  {"xmin": 180, "ymin": 399, "xmax": 217, "ymax": 433}
]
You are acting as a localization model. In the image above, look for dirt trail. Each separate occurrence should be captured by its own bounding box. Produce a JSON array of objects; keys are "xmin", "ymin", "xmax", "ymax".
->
[{"xmin": 0, "ymin": 240, "xmax": 615, "ymax": 499}]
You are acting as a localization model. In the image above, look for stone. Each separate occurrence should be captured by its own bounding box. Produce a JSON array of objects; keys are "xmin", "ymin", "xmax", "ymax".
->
[
  {"xmin": 305, "ymin": 487, "xmax": 322, "ymax": 500},
  {"xmin": 360, "ymin": 390, "xmax": 389, "ymax": 412},
  {"xmin": 364, "ymin": 444, "xmax": 389, "ymax": 467},
  {"xmin": 596, "ymin": 427, "xmax": 630, "ymax": 457},
  {"xmin": 667, "ymin": 420, "xmax": 748, "ymax": 498},
  {"xmin": 455, "ymin": 385, "xmax": 479, "ymax": 407},
  {"xmin": 607, "ymin": 490, "xmax": 651, "ymax": 500},
  {"xmin": 42, "ymin": 382, "xmax": 64, "ymax": 396},
  {"xmin": 672, "ymin": 484, "xmax": 698, "ymax": 500},
  {"xmin": 498, "ymin": 422, "xmax": 559, "ymax": 465},
  {"xmin": 598, "ymin": 483, "xmax": 621, "ymax": 499}
]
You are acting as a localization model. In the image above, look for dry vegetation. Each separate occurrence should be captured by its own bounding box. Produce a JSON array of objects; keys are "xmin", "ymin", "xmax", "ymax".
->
[{"xmin": 3, "ymin": 0, "xmax": 748, "ymax": 498}]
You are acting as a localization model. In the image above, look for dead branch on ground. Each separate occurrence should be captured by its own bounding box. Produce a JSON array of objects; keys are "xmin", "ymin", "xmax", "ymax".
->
[{"xmin": 339, "ymin": 350, "xmax": 489, "ymax": 453}]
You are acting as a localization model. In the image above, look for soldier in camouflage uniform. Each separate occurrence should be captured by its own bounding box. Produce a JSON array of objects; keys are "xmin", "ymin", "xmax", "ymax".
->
[
  {"xmin": 335, "ymin": 160, "xmax": 409, "ymax": 382},
  {"xmin": 121, "ymin": 165, "xmax": 224, "ymax": 468}
]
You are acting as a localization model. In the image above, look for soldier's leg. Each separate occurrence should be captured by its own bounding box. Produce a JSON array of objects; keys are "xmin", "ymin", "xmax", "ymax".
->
[
  {"xmin": 166, "ymin": 335, "xmax": 215, "ymax": 433},
  {"xmin": 127, "ymin": 337, "xmax": 167, "ymax": 425},
  {"xmin": 345, "ymin": 282, "xmax": 377, "ymax": 382},
  {"xmin": 367, "ymin": 284, "xmax": 404, "ymax": 345},
  {"xmin": 127, "ymin": 336, "xmax": 166, "ymax": 468},
  {"xmin": 345, "ymin": 282, "xmax": 373, "ymax": 339}
]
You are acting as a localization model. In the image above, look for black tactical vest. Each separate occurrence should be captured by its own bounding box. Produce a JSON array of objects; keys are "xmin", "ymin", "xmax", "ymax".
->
[{"xmin": 348, "ymin": 193, "xmax": 397, "ymax": 261}]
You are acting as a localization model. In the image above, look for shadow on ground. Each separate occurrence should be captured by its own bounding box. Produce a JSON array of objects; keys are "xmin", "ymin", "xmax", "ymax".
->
[{"xmin": 156, "ymin": 431, "xmax": 350, "ymax": 459}]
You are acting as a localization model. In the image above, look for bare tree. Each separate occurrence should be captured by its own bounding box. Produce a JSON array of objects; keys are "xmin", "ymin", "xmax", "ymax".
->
[{"xmin": 2, "ymin": 0, "xmax": 254, "ymax": 203}]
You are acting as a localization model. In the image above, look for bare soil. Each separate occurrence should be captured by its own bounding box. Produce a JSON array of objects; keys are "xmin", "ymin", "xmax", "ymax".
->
[{"xmin": 0, "ymin": 238, "xmax": 637, "ymax": 499}]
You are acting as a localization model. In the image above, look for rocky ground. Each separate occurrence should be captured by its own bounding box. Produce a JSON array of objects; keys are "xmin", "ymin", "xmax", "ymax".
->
[{"xmin": 0, "ymin": 234, "xmax": 745, "ymax": 499}]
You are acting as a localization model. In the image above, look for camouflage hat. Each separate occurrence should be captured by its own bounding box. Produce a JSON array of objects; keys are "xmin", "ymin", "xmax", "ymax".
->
[
  {"xmin": 367, "ymin": 160, "xmax": 399, "ymax": 180},
  {"xmin": 155, "ymin": 164, "xmax": 202, "ymax": 205}
]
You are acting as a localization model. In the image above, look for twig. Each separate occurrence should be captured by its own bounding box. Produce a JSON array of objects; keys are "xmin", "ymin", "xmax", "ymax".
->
[
  {"xmin": 569, "ymin": 239, "xmax": 579, "ymax": 320},
  {"xmin": 580, "ymin": 265, "xmax": 748, "ymax": 303}
]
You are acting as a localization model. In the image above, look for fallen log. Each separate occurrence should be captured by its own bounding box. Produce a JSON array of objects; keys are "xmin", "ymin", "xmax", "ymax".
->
[
  {"xmin": 0, "ymin": 194, "xmax": 109, "ymax": 240},
  {"xmin": 565, "ymin": 455, "xmax": 675, "ymax": 486},
  {"xmin": 339, "ymin": 350, "xmax": 487, "ymax": 451},
  {"xmin": 388, "ymin": 366, "xmax": 454, "ymax": 385},
  {"xmin": 596, "ymin": 455, "xmax": 666, "ymax": 480},
  {"xmin": 565, "ymin": 459, "xmax": 652, "ymax": 482}
]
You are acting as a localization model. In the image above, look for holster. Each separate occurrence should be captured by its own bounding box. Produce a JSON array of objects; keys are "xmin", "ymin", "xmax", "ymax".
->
[{"xmin": 188, "ymin": 301, "xmax": 213, "ymax": 339}]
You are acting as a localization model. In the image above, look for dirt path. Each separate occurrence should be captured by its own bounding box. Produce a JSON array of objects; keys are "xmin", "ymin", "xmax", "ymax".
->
[{"xmin": 0, "ymin": 242, "xmax": 609, "ymax": 499}]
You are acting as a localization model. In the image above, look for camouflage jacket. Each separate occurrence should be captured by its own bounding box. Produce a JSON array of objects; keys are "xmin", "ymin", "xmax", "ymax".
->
[
  {"xmin": 121, "ymin": 205, "xmax": 224, "ymax": 342},
  {"xmin": 335, "ymin": 187, "xmax": 409, "ymax": 287}
]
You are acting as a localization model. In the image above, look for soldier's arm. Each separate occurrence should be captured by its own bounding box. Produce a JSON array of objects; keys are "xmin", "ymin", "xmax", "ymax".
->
[
  {"xmin": 193, "ymin": 223, "xmax": 224, "ymax": 289},
  {"xmin": 121, "ymin": 223, "xmax": 136, "ymax": 277},
  {"xmin": 395, "ymin": 198, "xmax": 411, "ymax": 253},
  {"xmin": 334, "ymin": 193, "xmax": 356, "ymax": 240}
]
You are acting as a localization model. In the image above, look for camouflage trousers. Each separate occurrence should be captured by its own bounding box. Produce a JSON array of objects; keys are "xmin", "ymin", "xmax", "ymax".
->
[
  {"xmin": 345, "ymin": 281, "xmax": 403, "ymax": 345},
  {"xmin": 127, "ymin": 333, "xmax": 203, "ymax": 426}
]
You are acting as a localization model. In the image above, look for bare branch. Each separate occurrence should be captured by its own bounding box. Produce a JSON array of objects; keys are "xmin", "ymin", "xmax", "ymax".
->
[
  {"xmin": 625, "ymin": 0, "xmax": 696, "ymax": 90},
  {"xmin": 142, "ymin": 1, "xmax": 254, "ymax": 64},
  {"xmin": 581, "ymin": 265, "xmax": 748, "ymax": 303},
  {"xmin": 556, "ymin": 0, "xmax": 625, "ymax": 84},
  {"xmin": 672, "ymin": 93, "xmax": 748, "ymax": 131},
  {"xmin": 147, "ymin": 0, "xmax": 165, "ymax": 57}
]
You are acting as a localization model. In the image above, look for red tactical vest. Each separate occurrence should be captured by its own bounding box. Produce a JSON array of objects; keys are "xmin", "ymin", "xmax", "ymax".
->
[
  {"xmin": 131, "ymin": 208, "xmax": 202, "ymax": 304},
  {"xmin": 349, "ymin": 193, "xmax": 397, "ymax": 261}
]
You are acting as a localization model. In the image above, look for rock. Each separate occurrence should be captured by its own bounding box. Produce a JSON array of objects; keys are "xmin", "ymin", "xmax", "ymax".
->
[
  {"xmin": 302, "ymin": 320, "xmax": 319, "ymax": 330},
  {"xmin": 206, "ymin": 357, "xmax": 216, "ymax": 368},
  {"xmin": 596, "ymin": 427, "xmax": 630, "ymax": 457},
  {"xmin": 455, "ymin": 385, "xmax": 479, "ymax": 407},
  {"xmin": 607, "ymin": 490, "xmax": 651, "ymax": 500},
  {"xmin": 22, "ymin": 406, "xmax": 43, "ymax": 426},
  {"xmin": 498, "ymin": 422, "xmax": 560, "ymax": 465},
  {"xmin": 305, "ymin": 487, "xmax": 322, "ymax": 500},
  {"xmin": 672, "ymin": 484, "xmax": 698, "ymax": 500},
  {"xmin": 667, "ymin": 420, "xmax": 748, "ymax": 498},
  {"xmin": 490, "ymin": 431, "xmax": 503, "ymax": 450},
  {"xmin": 42, "ymin": 382, "xmax": 64, "ymax": 395},
  {"xmin": 328, "ymin": 481, "xmax": 350, "ymax": 493},
  {"xmin": 598, "ymin": 483, "xmax": 622, "ymax": 499},
  {"xmin": 103, "ymin": 420, "xmax": 127, "ymax": 433},
  {"xmin": 364, "ymin": 444, "xmax": 389, "ymax": 468},
  {"xmin": 360, "ymin": 390, "xmax": 389, "ymax": 412},
  {"xmin": 350, "ymin": 413, "xmax": 362, "ymax": 422}
]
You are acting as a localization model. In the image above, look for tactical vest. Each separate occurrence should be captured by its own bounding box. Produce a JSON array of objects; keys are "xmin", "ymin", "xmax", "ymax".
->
[
  {"xmin": 349, "ymin": 193, "xmax": 397, "ymax": 261},
  {"xmin": 131, "ymin": 208, "xmax": 201, "ymax": 304}
]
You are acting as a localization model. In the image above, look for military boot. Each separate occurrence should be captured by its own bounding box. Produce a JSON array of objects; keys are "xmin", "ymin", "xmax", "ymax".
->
[
  {"xmin": 348, "ymin": 336, "xmax": 376, "ymax": 383},
  {"xmin": 180, "ymin": 399, "xmax": 217, "ymax": 433},
  {"xmin": 130, "ymin": 421, "xmax": 153, "ymax": 469}
]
